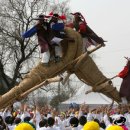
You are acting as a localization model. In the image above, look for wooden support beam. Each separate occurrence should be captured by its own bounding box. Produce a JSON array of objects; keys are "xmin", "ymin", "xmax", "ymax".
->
[{"xmin": 18, "ymin": 76, "xmax": 63, "ymax": 100}]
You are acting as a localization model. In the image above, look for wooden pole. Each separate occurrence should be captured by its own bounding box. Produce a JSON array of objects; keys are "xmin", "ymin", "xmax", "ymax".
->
[
  {"xmin": 18, "ymin": 76, "xmax": 63, "ymax": 100},
  {"xmin": 0, "ymin": 77, "xmax": 63, "ymax": 109},
  {"xmin": 88, "ymin": 44, "xmax": 102, "ymax": 54}
]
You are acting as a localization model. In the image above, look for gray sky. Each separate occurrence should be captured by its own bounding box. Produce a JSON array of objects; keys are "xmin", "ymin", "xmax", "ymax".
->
[{"xmin": 69, "ymin": 0, "xmax": 130, "ymax": 89}]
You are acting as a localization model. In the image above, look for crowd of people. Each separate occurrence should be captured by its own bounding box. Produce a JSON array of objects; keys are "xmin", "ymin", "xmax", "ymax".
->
[{"xmin": 0, "ymin": 103, "xmax": 130, "ymax": 130}]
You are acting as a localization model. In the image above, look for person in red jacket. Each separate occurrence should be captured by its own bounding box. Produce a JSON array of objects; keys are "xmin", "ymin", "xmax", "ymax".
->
[
  {"xmin": 67, "ymin": 12, "xmax": 105, "ymax": 52},
  {"xmin": 117, "ymin": 57, "xmax": 130, "ymax": 104}
]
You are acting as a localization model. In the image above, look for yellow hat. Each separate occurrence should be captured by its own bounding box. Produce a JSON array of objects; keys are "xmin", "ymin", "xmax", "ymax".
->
[
  {"xmin": 106, "ymin": 125, "xmax": 123, "ymax": 130},
  {"xmin": 61, "ymin": 112, "xmax": 66, "ymax": 117},
  {"xmin": 83, "ymin": 121, "xmax": 100, "ymax": 130},
  {"xmin": 15, "ymin": 122, "xmax": 35, "ymax": 130},
  {"xmin": 13, "ymin": 112, "xmax": 17, "ymax": 117},
  {"xmin": 75, "ymin": 111, "xmax": 79, "ymax": 115}
]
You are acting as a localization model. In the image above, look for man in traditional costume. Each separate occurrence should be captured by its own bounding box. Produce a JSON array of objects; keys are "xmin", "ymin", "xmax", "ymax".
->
[
  {"xmin": 22, "ymin": 14, "xmax": 51, "ymax": 65},
  {"xmin": 67, "ymin": 12, "xmax": 105, "ymax": 52},
  {"xmin": 48, "ymin": 13, "xmax": 67, "ymax": 62}
]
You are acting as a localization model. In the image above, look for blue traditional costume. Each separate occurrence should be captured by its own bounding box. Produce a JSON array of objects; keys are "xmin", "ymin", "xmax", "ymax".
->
[
  {"xmin": 22, "ymin": 15, "xmax": 50, "ymax": 64},
  {"xmin": 49, "ymin": 13, "xmax": 66, "ymax": 62}
]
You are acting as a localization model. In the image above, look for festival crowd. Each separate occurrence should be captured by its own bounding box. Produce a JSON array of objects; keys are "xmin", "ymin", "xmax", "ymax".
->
[{"xmin": 0, "ymin": 103, "xmax": 130, "ymax": 130}]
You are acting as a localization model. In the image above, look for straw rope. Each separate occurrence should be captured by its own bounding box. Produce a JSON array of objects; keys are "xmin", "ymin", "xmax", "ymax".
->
[{"xmin": 0, "ymin": 28, "xmax": 121, "ymax": 109}]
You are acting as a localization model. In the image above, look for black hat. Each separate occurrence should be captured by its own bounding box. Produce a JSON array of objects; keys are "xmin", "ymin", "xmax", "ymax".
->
[
  {"xmin": 113, "ymin": 115, "xmax": 126, "ymax": 126},
  {"xmin": 70, "ymin": 12, "xmax": 81, "ymax": 16},
  {"xmin": 69, "ymin": 117, "xmax": 79, "ymax": 127},
  {"xmin": 53, "ymin": 13, "xmax": 59, "ymax": 18}
]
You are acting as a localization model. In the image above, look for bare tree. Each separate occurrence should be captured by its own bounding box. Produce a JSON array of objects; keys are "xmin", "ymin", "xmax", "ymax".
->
[{"xmin": 0, "ymin": 0, "xmax": 71, "ymax": 94}]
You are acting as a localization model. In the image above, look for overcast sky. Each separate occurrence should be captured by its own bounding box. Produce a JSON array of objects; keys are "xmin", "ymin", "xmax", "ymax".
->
[{"xmin": 68, "ymin": 0, "xmax": 130, "ymax": 89}]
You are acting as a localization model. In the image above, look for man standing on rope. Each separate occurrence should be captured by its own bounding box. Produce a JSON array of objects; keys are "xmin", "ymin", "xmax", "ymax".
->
[
  {"xmin": 22, "ymin": 14, "xmax": 51, "ymax": 65},
  {"xmin": 48, "ymin": 13, "xmax": 67, "ymax": 62},
  {"xmin": 67, "ymin": 12, "xmax": 105, "ymax": 52},
  {"xmin": 117, "ymin": 57, "xmax": 130, "ymax": 104}
]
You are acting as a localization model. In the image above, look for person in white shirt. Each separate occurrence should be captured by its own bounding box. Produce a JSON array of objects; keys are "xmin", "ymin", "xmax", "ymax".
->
[
  {"xmin": 69, "ymin": 117, "xmax": 79, "ymax": 130},
  {"xmin": 20, "ymin": 104, "xmax": 31, "ymax": 122},
  {"xmin": 2, "ymin": 107, "xmax": 12, "ymax": 120},
  {"xmin": 124, "ymin": 107, "xmax": 130, "ymax": 129},
  {"xmin": 54, "ymin": 112, "xmax": 67, "ymax": 130},
  {"xmin": 13, "ymin": 118, "xmax": 21, "ymax": 129},
  {"xmin": 78, "ymin": 116, "xmax": 87, "ymax": 130},
  {"xmin": 103, "ymin": 113, "xmax": 113, "ymax": 128},
  {"xmin": 35, "ymin": 108, "xmax": 42, "ymax": 129},
  {"xmin": 38, "ymin": 119, "xmax": 47, "ymax": 130},
  {"xmin": 46, "ymin": 117, "xmax": 57, "ymax": 130},
  {"xmin": 4, "ymin": 116, "xmax": 15, "ymax": 130}
]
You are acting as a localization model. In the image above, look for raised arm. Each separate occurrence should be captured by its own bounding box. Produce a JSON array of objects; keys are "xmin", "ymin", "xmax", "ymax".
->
[{"xmin": 22, "ymin": 26, "xmax": 37, "ymax": 38}]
